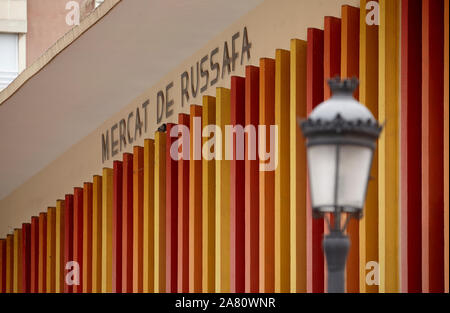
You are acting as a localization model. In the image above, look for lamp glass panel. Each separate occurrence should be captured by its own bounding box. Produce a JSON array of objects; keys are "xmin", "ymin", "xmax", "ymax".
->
[
  {"xmin": 336, "ymin": 145, "xmax": 372, "ymax": 208},
  {"xmin": 307, "ymin": 144, "xmax": 337, "ymax": 208}
]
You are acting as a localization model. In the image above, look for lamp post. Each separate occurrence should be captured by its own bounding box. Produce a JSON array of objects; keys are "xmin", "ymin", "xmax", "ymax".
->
[{"xmin": 299, "ymin": 77, "xmax": 383, "ymax": 293}]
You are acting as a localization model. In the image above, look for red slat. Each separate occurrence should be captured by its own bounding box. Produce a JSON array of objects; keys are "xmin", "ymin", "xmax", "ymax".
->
[
  {"xmin": 178, "ymin": 115, "xmax": 190, "ymax": 293},
  {"xmin": 64, "ymin": 195, "xmax": 74, "ymax": 293},
  {"xmin": 401, "ymin": 0, "xmax": 422, "ymax": 293},
  {"xmin": 422, "ymin": 0, "xmax": 445, "ymax": 293},
  {"xmin": 0, "ymin": 239, "xmax": 5, "ymax": 293},
  {"xmin": 165, "ymin": 123, "xmax": 178, "ymax": 293},
  {"xmin": 73, "ymin": 187, "xmax": 83, "ymax": 293},
  {"xmin": 30, "ymin": 216, "xmax": 39, "ymax": 293},
  {"xmin": 113, "ymin": 160, "xmax": 123, "ymax": 293},
  {"xmin": 21, "ymin": 223, "xmax": 31, "ymax": 293},
  {"xmin": 306, "ymin": 27, "xmax": 324, "ymax": 293},
  {"xmin": 122, "ymin": 153, "xmax": 134, "ymax": 293}
]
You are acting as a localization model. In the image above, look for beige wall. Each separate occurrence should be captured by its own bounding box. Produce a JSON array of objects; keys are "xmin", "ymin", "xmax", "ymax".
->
[{"xmin": 0, "ymin": 0, "xmax": 360, "ymax": 236}]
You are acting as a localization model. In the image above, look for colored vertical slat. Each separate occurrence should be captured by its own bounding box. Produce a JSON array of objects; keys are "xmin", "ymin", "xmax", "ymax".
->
[
  {"xmin": 165, "ymin": 124, "xmax": 179, "ymax": 293},
  {"xmin": 143, "ymin": 139, "xmax": 155, "ymax": 293},
  {"xmin": 6, "ymin": 234, "xmax": 13, "ymax": 293},
  {"xmin": 155, "ymin": 131, "xmax": 167, "ymax": 293},
  {"xmin": 46, "ymin": 207, "xmax": 56, "ymax": 293},
  {"xmin": 341, "ymin": 6, "xmax": 360, "ymax": 98},
  {"xmin": 230, "ymin": 76, "xmax": 246, "ymax": 293},
  {"xmin": 202, "ymin": 96, "xmax": 216, "ymax": 293},
  {"xmin": 379, "ymin": 0, "xmax": 400, "ymax": 293},
  {"xmin": 341, "ymin": 6, "xmax": 361, "ymax": 293},
  {"xmin": 122, "ymin": 153, "xmax": 134, "ymax": 293},
  {"xmin": 64, "ymin": 195, "xmax": 74, "ymax": 293},
  {"xmin": 30, "ymin": 216, "xmax": 39, "ymax": 293},
  {"xmin": 92, "ymin": 175, "xmax": 102, "ymax": 293},
  {"xmin": 324, "ymin": 17, "xmax": 342, "ymax": 99},
  {"xmin": 259, "ymin": 58, "xmax": 275, "ymax": 293},
  {"xmin": 189, "ymin": 105, "xmax": 202, "ymax": 292},
  {"xmin": 82, "ymin": 183, "xmax": 93, "ymax": 293},
  {"xmin": 178, "ymin": 115, "xmax": 190, "ymax": 293},
  {"xmin": 133, "ymin": 146, "xmax": 144, "ymax": 293},
  {"xmin": 165, "ymin": 123, "xmax": 178, "ymax": 293},
  {"xmin": 102, "ymin": 168, "xmax": 114, "ymax": 293},
  {"xmin": 73, "ymin": 187, "xmax": 83, "ymax": 293},
  {"xmin": 0, "ymin": 239, "xmax": 5, "ymax": 293},
  {"xmin": 275, "ymin": 49, "xmax": 290, "ymax": 293},
  {"xmin": 290, "ymin": 39, "xmax": 307, "ymax": 293},
  {"xmin": 245, "ymin": 66, "xmax": 260, "ymax": 293},
  {"xmin": 216, "ymin": 87, "xmax": 231, "ymax": 292},
  {"xmin": 113, "ymin": 161, "xmax": 123, "ymax": 293},
  {"xmin": 55, "ymin": 200, "xmax": 65, "ymax": 293},
  {"xmin": 13, "ymin": 228, "xmax": 22, "ymax": 293},
  {"xmin": 422, "ymin": 0, "xmax": 445, "ymax": 293},
  {"xmin": 306, "ymin": 28, "xmax": 324, "ymax": 293},
  {"xmin": 400, "ymin": 0, "xmax": 422, "ymax": 293},
  {"xmin": 444, "ymin": 0, "xmax": 449, "ymax": 294},
  {"xmin": 359, "ymin": 0, "xmax": 379, "ymax": 294},
  {"xmin": 323, "ymin": 16, "xmax": 341, "ymax": 293},
  {"xmin": 21, "ymin": 223, "xmax": 31, "ymax": 293},
  {"xmin": 38, "ymin": 212, "xmax": 47, "ymax": 293}
]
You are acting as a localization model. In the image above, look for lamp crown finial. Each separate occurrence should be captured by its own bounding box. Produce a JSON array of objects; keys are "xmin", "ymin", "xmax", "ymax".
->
[{"xmin": 328, "ymin": 77, "xmax": 359, "ymax": 96}]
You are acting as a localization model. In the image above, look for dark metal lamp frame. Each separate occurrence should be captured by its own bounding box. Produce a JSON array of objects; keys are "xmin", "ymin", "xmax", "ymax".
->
[{"xmin": 298, "ymin": 77, "xmax": 383, "ymax": 293}]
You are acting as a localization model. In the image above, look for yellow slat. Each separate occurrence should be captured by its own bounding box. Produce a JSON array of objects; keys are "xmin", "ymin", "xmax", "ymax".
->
[
  {"xmin": 215, "ymin": 87, "xmax": 231, "ymax": 292},
  {"xmin": 378, "ymin": 0, "xmax": 400, "ymax": 293},
  {"xmin": 275, "ymin": 49, "xmax": 290, "ymax": 293},
  {"xmin": 359, "ymin": 0, "xmax": 379, "ymax": 293},
  {"xmin": 101, "ymin": 168, "xmax": 113, "ymax": 293}
]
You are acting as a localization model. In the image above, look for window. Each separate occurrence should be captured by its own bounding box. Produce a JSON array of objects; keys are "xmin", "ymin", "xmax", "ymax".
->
[{"xmin": 0, "ymin": 33, "xmax": 19, "ymax": 91}]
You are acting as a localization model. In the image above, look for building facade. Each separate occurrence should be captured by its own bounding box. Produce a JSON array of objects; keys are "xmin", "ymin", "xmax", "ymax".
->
[{"xmin": 0, "ymin": 0, "xmax": 448, "ymax": 293}]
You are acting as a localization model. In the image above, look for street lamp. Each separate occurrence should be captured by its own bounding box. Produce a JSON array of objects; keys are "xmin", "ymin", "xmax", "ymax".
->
[{"xmin": 298, "ymin": 77, "xmax": 383, "ymax": 293}]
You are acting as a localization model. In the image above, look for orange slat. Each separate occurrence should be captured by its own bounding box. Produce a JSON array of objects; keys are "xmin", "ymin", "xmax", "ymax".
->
[
  {"xmin": 178, "ymin": 114, "xmax": 190, "ymax": 293},
  {"xmin": 133, "ymin": 146, "xmax": 144, "ymax": 292}
]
